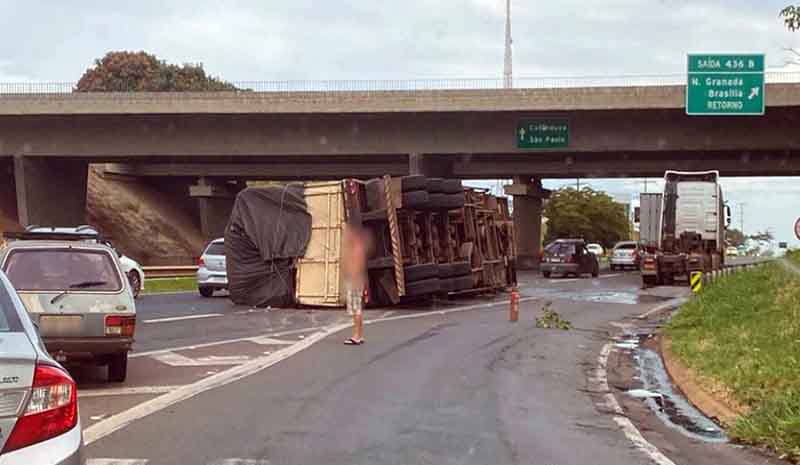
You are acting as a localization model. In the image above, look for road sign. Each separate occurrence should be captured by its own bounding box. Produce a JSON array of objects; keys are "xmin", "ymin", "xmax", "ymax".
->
[
  {"xmin": 690, "ymin": 271, "xmax": 703, "ymax": 293},
  {"xmin": 795, "ymin": 217, "xmax": 800, "ymax": 240},
  {"xmin": 686, "ymin": 54, "xmax": 765, "ymax": 116},
  {"xmin": 517, "ymin": 119, "xmax": 569, "ymax": 149}
]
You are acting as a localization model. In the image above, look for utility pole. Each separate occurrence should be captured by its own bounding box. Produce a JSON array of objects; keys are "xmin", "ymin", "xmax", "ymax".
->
[
  {"xmin": 738, "ymin": 202, "xmax": 746, "ymax": 234},
  {"xmin": 503, "ymin": 0, "xmax": 513, "ymax": 89}
]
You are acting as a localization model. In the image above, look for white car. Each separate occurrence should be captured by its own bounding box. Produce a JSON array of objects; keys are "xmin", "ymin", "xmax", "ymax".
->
[
  {"xmin": 586, "ymin": 243, "xmax": 605, "ymax": 257},
  {"xmin": 118, "ymin": 254, "xmax": 145, "ymax": 299},
  {"xmin": 197, "ymin": 238, "xmax": 227, "ymax": 297}
]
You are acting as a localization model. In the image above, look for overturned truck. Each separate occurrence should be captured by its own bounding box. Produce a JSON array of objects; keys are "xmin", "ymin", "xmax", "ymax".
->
[{"xmin": 226, "ymin": 175, "xmax": 516, "ymax": 308}]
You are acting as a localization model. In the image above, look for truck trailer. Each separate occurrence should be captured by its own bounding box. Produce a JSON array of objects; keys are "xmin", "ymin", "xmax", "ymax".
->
[{"xmin": 640, "ymin": 170, "xmax": 731, "ymax": 286}]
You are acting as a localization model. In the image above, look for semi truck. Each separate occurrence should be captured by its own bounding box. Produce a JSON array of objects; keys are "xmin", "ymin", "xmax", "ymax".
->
[{"xmin": 640, "ymin": 170, "xmax": 731, "ymax": 286}]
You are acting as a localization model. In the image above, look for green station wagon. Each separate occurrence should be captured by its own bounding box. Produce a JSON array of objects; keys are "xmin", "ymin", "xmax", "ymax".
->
[{"xmin": 0, "ymin": 230, "xmax": 136, "ymax": 382}]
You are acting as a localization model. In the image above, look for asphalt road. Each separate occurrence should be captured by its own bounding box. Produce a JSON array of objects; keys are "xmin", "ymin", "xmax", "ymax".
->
[{"xmin": 81, "ymin": 272, "xmax": 780, "ymax": 465}]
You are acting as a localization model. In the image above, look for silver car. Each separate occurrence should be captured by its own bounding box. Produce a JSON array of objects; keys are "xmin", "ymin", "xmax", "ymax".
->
[
  {"xmin": 609, "ymin": 241, "xmax": 644, "ymax": 271},
  {"xmin": 1, "ymin": 231, "xmax": 136, "ymax": 383},
  {"xmin": 197, "ymin": 238, "xmax": 227, "ymax": 297},
  {"xmin": 0, "ymin": 271, "xmax": 83, "ymax": 464}
]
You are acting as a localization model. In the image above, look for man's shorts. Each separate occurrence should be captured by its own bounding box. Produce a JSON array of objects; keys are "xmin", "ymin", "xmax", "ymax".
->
[{"xmin": 346, "ymin": 283, "xmax": 363, "ymax": 316}]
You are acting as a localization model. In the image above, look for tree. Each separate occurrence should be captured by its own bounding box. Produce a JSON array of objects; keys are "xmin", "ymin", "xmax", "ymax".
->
[
  {"xmin": 543, "ymin": 187, "xmax": 630, "ymax": 248},
  {"xmin": 75, "ymin": 51, "xmax": 237, "ymax": 92},
  {"xmin": 749, "ymin": 230, "xmax": 775, "ymax": 244},
  {"xmin": 726, "ymin": 228, "xmax": 747, "ymax": 248},
  {"xmin": 782, "ymin": 5, "xmax": 800, "ymax": 31}
]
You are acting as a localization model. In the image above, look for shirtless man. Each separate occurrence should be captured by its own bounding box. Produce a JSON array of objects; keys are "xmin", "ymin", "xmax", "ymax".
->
[{"xmin": 342, "ymin": 223, "xmax": 371, "ymax": 345}]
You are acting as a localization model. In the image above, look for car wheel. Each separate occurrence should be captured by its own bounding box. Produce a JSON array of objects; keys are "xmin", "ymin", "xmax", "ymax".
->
[
  {"xmin": 108, "ymin": 353, "xmax": 128, "ymax": 383},
  {"xmin": 542, "ymin": 271, "xmax": 551, "ymax": 278},
  {"xmin": 592, "ymin": 265, "xmax": 599, "ymax": 278},
  {"xmin": 199, "ymin": 286, "xmax": 214, "ymax": 298},
  {"xmin": 128, "ymin": 271, "xmax": 142, "ymax": 299}
]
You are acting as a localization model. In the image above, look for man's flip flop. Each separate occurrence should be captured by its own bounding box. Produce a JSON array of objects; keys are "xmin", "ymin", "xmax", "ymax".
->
[{"xmin": 344, "ymin": 338, "xmax": 364, "ymax": 345}]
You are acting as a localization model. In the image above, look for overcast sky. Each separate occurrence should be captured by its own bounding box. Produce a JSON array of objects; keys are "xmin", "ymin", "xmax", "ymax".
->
[{"xmin": 1, "ymin": 0, "xmax": 799, "ymax": 246}]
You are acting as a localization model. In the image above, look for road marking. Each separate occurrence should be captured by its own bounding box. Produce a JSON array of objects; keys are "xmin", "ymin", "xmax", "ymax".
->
[
  {"xmin": 598, "ymin": 273, "xmax": 622, "ymax": 279},
  {"xmin": 151, "ymin": 352, "xmax": 251, "ymax": 367},
  {"xmin": 249, "ymin": 336, "xmax": 298, "ymax": 345},
  {"xmin": 548, "ymin": 279, "xmax": 579, "ymax": 284},
  {"xmin": 83, "ymin": 324, "xmax": 348, "ymax": 445},
  {"xmin": 79, "ymin": 385, "xmax": 183, "ymax": 398},
  {"xmin": 637, "ymin": 297, "xmax": 688, "ymax": 320},
  {"xmin": 596, "ymin": 341, "xmax": 677, "ymax": 465},
  {"xmin": 131, "ymin": 326, "xmax": 323, "ymax": 359},
  {"xmin": 142, "ymin": 313, "xmax": 223, "ymax": 324},
  {"xmin": 86, "ymin": 296, "xmax": 538, "ymax": 445},
  {"xmin": 208, "ymin": 460, "xmax": 271, "ymax": 465},
  {"xmin": 86, "ymin": 460, "xmax": 148, "ymax": 465}
]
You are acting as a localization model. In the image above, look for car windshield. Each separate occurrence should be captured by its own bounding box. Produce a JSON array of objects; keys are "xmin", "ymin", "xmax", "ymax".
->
[
  {"xmin": 548, "ymin": 243, "xmax": 576, "ymax": 256},
  {"xmin": 615, "ymin": 243, "xmax": 637, "ymax": 250},
  {"xmin": 205, "ymin": 242, "xmax": 225, "ymax": 256},
  {"xmin": 4, "ymin": 249, "xmax": 122, "ymax": 292}
]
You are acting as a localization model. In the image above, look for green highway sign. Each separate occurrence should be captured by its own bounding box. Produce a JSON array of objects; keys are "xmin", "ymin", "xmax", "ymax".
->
[
  {"xmin": 686, "ymin": 54, "xmax": 765, "ymax": 116},
  {"xmin": 517, "ymin": 119, "xmax": 569, "ymax": 149}
]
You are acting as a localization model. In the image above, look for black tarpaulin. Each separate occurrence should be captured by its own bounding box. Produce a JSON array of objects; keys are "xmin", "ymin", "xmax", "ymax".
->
[{"xmin": 225, "ymin": 185, "xmax": 311, "ymax": 307}]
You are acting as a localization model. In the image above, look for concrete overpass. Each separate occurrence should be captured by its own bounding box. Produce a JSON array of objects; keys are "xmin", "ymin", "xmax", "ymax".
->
[{"xmin": 1, "ymin": 82, "xmax": 799, "ymax": 267}]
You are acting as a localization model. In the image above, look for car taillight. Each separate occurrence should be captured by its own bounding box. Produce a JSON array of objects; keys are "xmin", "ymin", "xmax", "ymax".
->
[
  {"xmin": 565, "ymin": 255, "xmax": 573, "ymax": 263},
  {"xmin": 197, "ymin": 256, "xmax": 205, "ymax": 267},
  {"xmin": 105, "ymin": 315, "xmax": 136, "ymax": 337},
  {"xmin": 1, "ymin": 364, "xmax": 77, "ymax": 453}
]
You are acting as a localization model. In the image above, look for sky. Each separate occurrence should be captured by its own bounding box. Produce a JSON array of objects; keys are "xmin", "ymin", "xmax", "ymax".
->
[{"xmin": 1, "ymin": 0, "xmax": 799, "ymax": 245}]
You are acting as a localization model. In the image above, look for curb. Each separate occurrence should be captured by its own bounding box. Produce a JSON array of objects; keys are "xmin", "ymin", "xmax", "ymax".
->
[{"xmin": 659, "ymin": 335, "xmax": 744, "ymax": 427}]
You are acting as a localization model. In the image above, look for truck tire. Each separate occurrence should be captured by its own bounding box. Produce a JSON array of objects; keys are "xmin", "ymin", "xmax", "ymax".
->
[
  {"xmin": 426, "ymin": 177, "xmax": 444, "ymax": 193},
  {"xmin": 401, "ymin": 190, "xmax": 429, "ymax": 209},
  {"xmin": 404, "ymin": 263, "xmax": 439, "ymax": 282},
  {"xmin": 406, "ymin": 278, "xmax": 440, "ymax": 296},
  {"xmin": 442, "ymin": 275, "xmax": 474, "ymax": 293},
  {"xmin": 426, "ymin": 192, "xmax": 465, "ymax": 210},
  {"xmin": 401, "ymin": 175, "xmax": 427, "ymax": 192},
  {"xmin": 441, "ymin": 179, "xmax": 463, "ymax": 194},
  {"xmin": 108, "ymin": 353, "xmax": 128, "ymax": 383},
  {"xmin": 439, "ymin": 261, "xmax": 471, "ymax": 278}
]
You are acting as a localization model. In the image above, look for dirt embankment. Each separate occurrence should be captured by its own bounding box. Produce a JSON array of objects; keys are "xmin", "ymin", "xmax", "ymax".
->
[{"xmin": 0, "ymin": 166, "xmax": 205, "ymax": 266}]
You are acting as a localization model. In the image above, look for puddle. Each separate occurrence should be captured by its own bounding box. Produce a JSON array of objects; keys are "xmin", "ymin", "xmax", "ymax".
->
[
  {"xmin": 634, "ymin": 347, "xmax": 727, "ymax": 442},
  {"xmin": 523, "ymin": 288, "xmax": 669, "ymax": 305}
]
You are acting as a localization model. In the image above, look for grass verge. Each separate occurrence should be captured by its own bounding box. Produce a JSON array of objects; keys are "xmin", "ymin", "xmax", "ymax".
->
[
  {"xmin": 666, "ymin": 263, "xmax": 800, "ymax": 461},
  {"xmin": 143, "ymin": 277, "xmax": 197, "ymax": 294}
]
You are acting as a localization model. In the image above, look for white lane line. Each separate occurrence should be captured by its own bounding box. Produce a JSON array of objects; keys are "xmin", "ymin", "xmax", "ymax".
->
[
  {"xmin": 637, "ymin": 297, "xmax": 688, "ymax": 320},
  {"xmin": 86, "ymin": 460, "xmax": 149, "ymax": 465},
  {"xmin": 208, "ymin": 460, "xmax": 271, "ymax": 465},
  {"xmin": 249, "ymin": 336, "xmax": 299, "ymax": 345},
  {"xmin": 548, "ymin": 279, "xmax": 579, "ymax": 284},
  {"xmin": 83, "ymin": 324, "xmax": 348, "ymax": 445},
  {"xmin": 131, "ymin": 326, "xmax": 323, "ymax": 359},
  {"xmin": 151, "ymin": 352, "xmax": 251, "ymax": 367},
  {"xmin": 142, "ymin": 313, "xmax": 223, "ymax": 324},
  {"xmin": 86, "ymin": 296, "xmax": 538, "ymax": 445},
  {"xmin": 596, "ymin": 342, "xmax": 677, "ymax": 465},
  {"xmin": 79, "ymin": 385, "xmax": 182, "ymax": 398},
  {"xmin": 598, "ymin": 273, "xmax": 623, "ymax": 279}
]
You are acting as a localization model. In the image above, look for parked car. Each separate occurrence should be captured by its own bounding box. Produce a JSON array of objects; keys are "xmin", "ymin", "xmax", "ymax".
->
[
  {"xmin": 0, "ymin": 270, "xmax": 83, "ymax": 463},
  {"xmin": 197, "ymin": 238, "xmax": 227, "ymax": 297},
  {"xmin": 586, "ymin": 243, "xmax": 605, "ymax": 257},
  {"xmin": 0, "ymin": 229, "xmax": 136, "ymax": 382},
  {"xmin": 541, "ymin": 239, "xmax": 600, "ymax": 278},
  {"xmin": 726, "ymin": 246, "xmax": 739, "ymax": 257},
  {"xmin": 610, "ymin": 241, "xmax": 644, "ymax": 271}
]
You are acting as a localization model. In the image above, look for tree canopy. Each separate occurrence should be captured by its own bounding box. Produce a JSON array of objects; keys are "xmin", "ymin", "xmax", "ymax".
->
[
  {"xmin": 782, "ymin": 5, "xmax": 800, "ymax": 31},
  {"xmin": 725, "ymin": 228, "xmax": 747, "ymax": 248},
  {"xmin": 543, "ymin": 187, "xmax": 630, "ymax": 248},
  {"xmin": 75, "ymin": 51, "xmax": 237, "ymax": 92}
]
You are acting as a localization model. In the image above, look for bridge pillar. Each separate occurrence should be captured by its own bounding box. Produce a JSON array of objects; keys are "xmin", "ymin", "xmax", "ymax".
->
[
  {"xmin": 505, "ymin": 176, "xmax": 551, "ymax": 271},
  {"xmin": 408, "ymin": 153, "xmax": 454, "ymax": 178},
  {"xmin": 14, "ymin": 157, "xmax": 88, "ymax": 227},
  {"xmin": 190, "ymin": 178, "xmax": 244, "ymax": 241}
]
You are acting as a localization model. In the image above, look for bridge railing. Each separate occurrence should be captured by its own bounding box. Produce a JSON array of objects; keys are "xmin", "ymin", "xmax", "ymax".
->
[{"xmin": 1, "ymin": 72, "xmax": 799, "ymax": 94}]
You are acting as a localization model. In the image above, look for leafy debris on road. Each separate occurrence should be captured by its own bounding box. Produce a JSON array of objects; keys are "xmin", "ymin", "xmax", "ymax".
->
[{"xmin": 536, "ymin": 303, "xmax": 572, "ymax": 330}]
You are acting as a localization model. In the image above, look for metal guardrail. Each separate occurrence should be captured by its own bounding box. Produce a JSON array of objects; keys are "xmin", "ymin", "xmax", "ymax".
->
[
  {"xmin": 1, "ymin": 72, "xmax": 799, "ymax": 95},
  {"xmin": 142, "ymin": 266, "xmax": 198, "ymax": 279}
]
